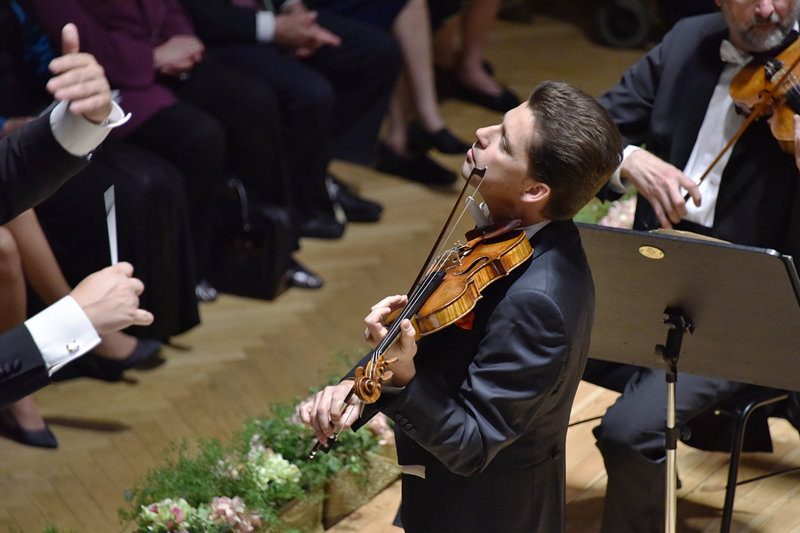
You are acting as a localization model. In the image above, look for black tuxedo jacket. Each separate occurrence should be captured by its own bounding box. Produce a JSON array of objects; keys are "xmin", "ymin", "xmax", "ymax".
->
[
  {"xmin": 598, "ymin": 13, "xmax": 800, "ymax": 260},
  {"xmin": 350, "ymin": 220, "xmax": 595, "ymax": 532},
  {"xmin": 0, "ymin": 115, "xmax": 90, "ymax": 408}
]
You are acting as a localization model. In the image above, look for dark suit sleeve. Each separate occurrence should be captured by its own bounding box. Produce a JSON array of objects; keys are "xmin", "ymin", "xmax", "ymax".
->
[
  {"xmin": 597, "ymin": 36, "xmax": 666, "ymax": 148},
  {"xmin": 378, "ymin": 289, "xmax": 569, "ymax": 476},
  {"xmin": 0, "ymin": 325, "xmax": 50, "ymax": 410},
  {"xmin": 181, "ymin": 0, "xmax": 259, "ymax": 44},
  {"xmin": 0, "ymin": 114, "xmax": 89, "ymax": 224}
]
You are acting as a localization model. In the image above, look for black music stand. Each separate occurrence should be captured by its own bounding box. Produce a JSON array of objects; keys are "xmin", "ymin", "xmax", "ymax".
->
[{"xmin": 576, "ymin": 223, "xmax": 800, "ymax": 533}]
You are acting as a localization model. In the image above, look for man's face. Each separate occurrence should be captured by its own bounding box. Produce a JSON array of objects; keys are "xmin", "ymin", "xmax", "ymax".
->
[
  {"xmin": 719, "ymin": 0, "xmax": 800, "ymax": 52},
  {"xmin": 461, "ymin": 102, "xmax": 537, "ymax": 216}
]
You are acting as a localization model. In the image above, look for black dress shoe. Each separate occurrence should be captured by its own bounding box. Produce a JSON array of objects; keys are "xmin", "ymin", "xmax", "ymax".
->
[
  {"xmin": 453, "ymin": 80, "xmax": 521, "ymax": 113},
  {"xmin": 375, "ymin": 143, "xmax": 457, "ymax": 185},
  {"xmin": 0, "ymin": 411, "xmax": 58, "ymax": 449},
  {"xmin": 195, "ymin": 279, "xmax": 219, "ymax": 303},
  {"xmin": 52, "ymin": 338, "xmax": 163, "ymax": 383},
  {"xmin": 326, "ymin": 175, "xmax": 383, "ymax": 222},
  {"xmin": 407, "ymin": 122, "xmax": 470, "ymax": 155},
  {"xmin": 299, "ymin": 214, "xmax": 346, "ymax": 239},
  {"xmin": 286, "ymin": 258, "xmax": 324, "ymax": 289}
]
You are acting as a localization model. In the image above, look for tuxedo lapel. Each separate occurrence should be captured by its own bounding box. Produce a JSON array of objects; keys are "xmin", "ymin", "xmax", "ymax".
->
[{"xmin": 667, "ymin": 26, "xmax": 728, "ymax": 170}]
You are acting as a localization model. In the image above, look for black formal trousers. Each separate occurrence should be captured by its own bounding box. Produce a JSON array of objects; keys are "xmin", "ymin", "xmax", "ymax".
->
[
  {"xmin": 127, "ymin": 98, "xmax": 227, "ymax": 281},
  {"xmin": 186, "ymin": 9, "xmax": 401, "ymax": 216}
]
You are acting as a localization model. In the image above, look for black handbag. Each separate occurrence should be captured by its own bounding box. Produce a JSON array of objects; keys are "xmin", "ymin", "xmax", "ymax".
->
[{"xmin": 210, "ymin": 177, "xmax": 293, "ymax": 300}]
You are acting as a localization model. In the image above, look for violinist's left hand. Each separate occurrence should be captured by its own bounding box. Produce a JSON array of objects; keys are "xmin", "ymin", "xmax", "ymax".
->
[
  {"xmin": 364, "ymin": 295, "xmax": 417, "ymax": 386},
  {"xmin": 794, "ymin": 115, "xmax": 800, "ymax": 172}
]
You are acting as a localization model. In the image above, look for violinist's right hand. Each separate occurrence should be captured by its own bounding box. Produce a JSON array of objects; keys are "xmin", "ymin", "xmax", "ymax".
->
[
  {"xmin": 297, "ymin": 380, "xmax": 362, "ymax": 445},
  {"xmin": 621, "ymin": 149, "xmax": 702, "ymax": 229}
]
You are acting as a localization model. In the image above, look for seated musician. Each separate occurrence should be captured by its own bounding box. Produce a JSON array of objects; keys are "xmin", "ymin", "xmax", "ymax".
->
[
  {"xmin": 298, "ymin": 80, "xmax": 622, "ymax": 533},
  {"xmin": 582, "ymin": 1, "xmax": 800, "ymax": 531}
]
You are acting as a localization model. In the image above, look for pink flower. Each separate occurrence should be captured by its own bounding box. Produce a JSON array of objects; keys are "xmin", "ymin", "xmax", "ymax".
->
[
  {"xmin": 208, "ymin": 496, "xmax": 262, "ymax": 533},
  {"xmin": 171, "ymin": 506, "xmax": 184, "ymax": 522},
  {"xmin": 599, "ymin": 196, "xmax": 636, "ymax": 229}
]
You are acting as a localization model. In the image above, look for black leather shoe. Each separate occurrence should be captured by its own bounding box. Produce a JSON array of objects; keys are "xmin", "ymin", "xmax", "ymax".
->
[
  {"xmin": 407, "ymin": 122, "xmax": 470, "ymax": 155},
  {"xmin": 375, "ymin": 143, "xmax": 457, "ymax": 185},
  {"xmin": 52, "ymin": 338, "xmax": 163, "ymax": 383},
  {"xmin": 453, "ymin": 80, "xmax": 521, "ymax": 113},
  {"xmin": 0, "ymin": 412, "xmax": 58, "ymax": 449},
  {"xmin": 326, "ymin": 175, "xmax": 383, "ymax": 222},
  {"xmin": 286, "ymin": 258, "xmax": 324, "ymax": 289},
  {"xmin": 300, "ymin": 213, "xmax": 345, "ymax": 239},
  {"xmin": 195, "ymin": 279, "xmax": 218, "ymax": 303}
]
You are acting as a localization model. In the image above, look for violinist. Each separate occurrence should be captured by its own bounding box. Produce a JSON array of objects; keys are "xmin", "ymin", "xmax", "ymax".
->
[
  {"xmin": 298, "ymin": 80, "xmax": 622, "ymax": 533},
  {"xmin": 585, "ymin": 1, "xmax": 800, "ymax": 532}
]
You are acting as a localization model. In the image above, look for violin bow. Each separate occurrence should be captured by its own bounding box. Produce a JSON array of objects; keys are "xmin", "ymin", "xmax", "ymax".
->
[{"xmin": 684, "ymin": 49, "xmax": 800, "ymax": 201}]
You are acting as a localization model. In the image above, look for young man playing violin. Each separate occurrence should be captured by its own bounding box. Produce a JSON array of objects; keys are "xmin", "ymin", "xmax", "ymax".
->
[
  {"xmin": 584, "ymin": 1, "xmax": 800, "ymax": 532},
  {"xmin": 298, "ymin": 80, "xmax": 622, "ymax": 533}
]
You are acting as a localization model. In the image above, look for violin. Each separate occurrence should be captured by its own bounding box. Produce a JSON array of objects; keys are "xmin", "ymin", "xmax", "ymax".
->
[
  {"xmin": 352, "ymin": 221, "xmax": 533, "ymax": 403},
  {"xmin": 729, "ymin": 36, "xmax": 800, "ymax": 153},
  {"xmin": 308, "ymin": 168, "xmax": 534, "ymax": 458},
  {"xmin": 687, "ymin": 35, "xmax": 800, "ymax": 196}
]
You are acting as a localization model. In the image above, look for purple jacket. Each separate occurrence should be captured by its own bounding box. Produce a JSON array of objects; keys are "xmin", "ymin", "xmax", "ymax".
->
[{"xmin": 26, "ymin": 0, "xmax": 197, "ymax": 136}]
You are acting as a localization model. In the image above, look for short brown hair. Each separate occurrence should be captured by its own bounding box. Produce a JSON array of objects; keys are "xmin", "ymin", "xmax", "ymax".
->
[{"xmin": 525, "ymin": 81, "xmax": 622, "ymax": 220}]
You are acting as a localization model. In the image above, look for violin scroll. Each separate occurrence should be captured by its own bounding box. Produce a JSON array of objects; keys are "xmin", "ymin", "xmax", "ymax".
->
[{"xmin": 353, "ymin": 354, "xmax": 398, "ymax": 404}]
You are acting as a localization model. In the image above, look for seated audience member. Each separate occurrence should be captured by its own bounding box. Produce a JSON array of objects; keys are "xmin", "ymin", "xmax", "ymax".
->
[
  {"xmin": 25, "ymin": 0, "xmax": 326, "ymax": 293},
  {"xmin": 375, "ymin": 0, "xmax": 471, "ymax": 185},
  {"xmin": 0, "ymin": 0, "xmax": 199, "ymax": 339},
  {"xmin": 431, "ymin": 0, "xmax": 520, "ymax": 112},
  {"xmin": 308, "ymin": 0, "xmax": 470, "ymax": 185},
  {"xmin": 299, "ymin": 81, "xmax": 622, "ymax": 533},
  {"xmin": 0, "ymin": 23, "xmax": 154, "ymax": 442},
  {"xmin": 181, "ymin": 0, "xmax": 400, "ymax": 223}
]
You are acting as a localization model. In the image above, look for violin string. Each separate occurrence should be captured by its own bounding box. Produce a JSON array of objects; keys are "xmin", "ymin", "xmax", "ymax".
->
[
  {"xmin": 366, "ymin": 168, "xmax": 488, "ymax": 377},
  {"xmin": 429, "ymin": 171, "xmax": 487, "ymax": 272}
]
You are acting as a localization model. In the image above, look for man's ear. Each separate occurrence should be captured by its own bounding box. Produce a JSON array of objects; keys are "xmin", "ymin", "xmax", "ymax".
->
[{"xmin": 521, "ymin": 181, "xmax": 550, "ymax": 204}]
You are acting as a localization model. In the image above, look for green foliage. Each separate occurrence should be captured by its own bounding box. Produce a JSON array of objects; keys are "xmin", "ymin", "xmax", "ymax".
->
[
  {"xmin": 574, "ymin": 188, "xmax": 638, "ymax": 225},
  {"xmin": 119, "ymin": 383, "xmax": 388, "ymax": 532},
  {"xmin": 574, "ymin": 197, "xmax": 611, "ymax": 224}
]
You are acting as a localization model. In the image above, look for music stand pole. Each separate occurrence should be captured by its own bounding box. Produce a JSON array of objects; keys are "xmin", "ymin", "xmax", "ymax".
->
[{"xmin": 654, "ymin": 308, "xmax": 693, "ymax": 533}]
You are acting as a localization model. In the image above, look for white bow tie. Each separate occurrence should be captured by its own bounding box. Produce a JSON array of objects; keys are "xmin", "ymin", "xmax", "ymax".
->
[{"xmin": 720, "ymin": 39, "xmax": 752, "ymax": 67}]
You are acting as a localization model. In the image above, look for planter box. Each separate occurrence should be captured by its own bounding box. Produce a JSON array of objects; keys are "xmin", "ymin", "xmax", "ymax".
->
[
  {"xmin": 322, "ymin": 448, "xmax": 401, "ymax": 529},
  {"xmin": 280, "ymin": 485, "xmax": 325, "ymax": 533}
]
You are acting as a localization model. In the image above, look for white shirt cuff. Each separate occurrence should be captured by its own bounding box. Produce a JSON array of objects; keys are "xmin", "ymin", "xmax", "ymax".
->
[
  {"xmin": 49, "ymin": 99, "xmax": 130, "ymax": 157},
  {"xmin": 24, "ymin": 296, "xmax": 101, "ymax": 376},
  {"xmin": 255, "ymin": 11, "xmax": 276, "ymax": 42},
  {"xmin": 607, "ymin": 144, "xmax": 642, "ymax": 194}
]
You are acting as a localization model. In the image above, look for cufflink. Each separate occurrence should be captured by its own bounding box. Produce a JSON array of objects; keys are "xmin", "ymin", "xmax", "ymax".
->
[{"xmin": 66, "ymin": 341, "xmax": 80, "ymax": 354}]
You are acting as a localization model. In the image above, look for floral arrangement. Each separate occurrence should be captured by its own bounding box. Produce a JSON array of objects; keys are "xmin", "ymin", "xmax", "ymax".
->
[
  {"xmin": 574, "ymin": 190, "xmax": 637, "ymax": 228},
  {"xmin": 118, "ymin": 398, "xmax": 396, "ymax": 533}
]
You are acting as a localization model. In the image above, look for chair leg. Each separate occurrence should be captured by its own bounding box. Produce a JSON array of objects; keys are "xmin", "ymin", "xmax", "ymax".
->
[{"xmin": 720, "ymin": 393, "xmax": 788, "ymax": 533}]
